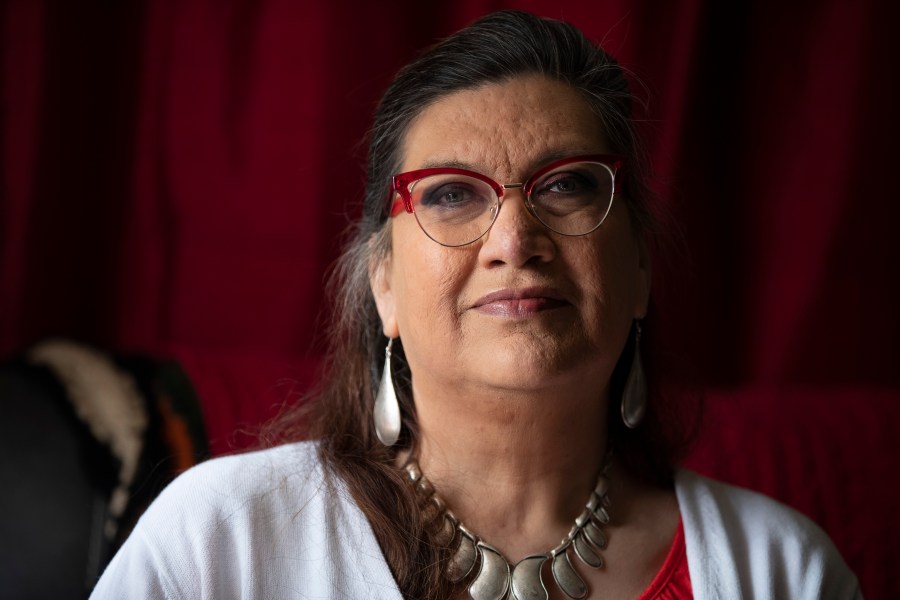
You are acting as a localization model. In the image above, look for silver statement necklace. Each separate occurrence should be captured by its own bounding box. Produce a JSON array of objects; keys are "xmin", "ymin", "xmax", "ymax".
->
[{"xmin": 404, "ymin": 455, "xmax": 613, "ymax": 600}]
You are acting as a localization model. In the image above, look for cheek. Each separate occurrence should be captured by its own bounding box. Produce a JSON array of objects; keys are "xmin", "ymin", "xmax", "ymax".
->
[
  {"xmin": 570, "ymin": 232, "xmax": 642, "ymax": 333},
  {"xmin": 390, "ymin": 222, "xmax": 471, "ymax": 342}
]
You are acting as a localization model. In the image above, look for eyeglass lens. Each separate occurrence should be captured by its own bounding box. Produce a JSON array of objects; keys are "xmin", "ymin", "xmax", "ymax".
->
[{"xmin": 407, "ymin": 161, "xmax": 615, "ymax": 247}]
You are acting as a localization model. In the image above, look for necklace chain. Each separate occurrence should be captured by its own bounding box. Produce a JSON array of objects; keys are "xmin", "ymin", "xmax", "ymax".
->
[{"xmin": 404, "ymin": 455, "xmax": 613, "ymax": 600}]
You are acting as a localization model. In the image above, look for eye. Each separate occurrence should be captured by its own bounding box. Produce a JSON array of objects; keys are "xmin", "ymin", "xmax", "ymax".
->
[
  {"xmin": 529, "ymin": 163, "xmax": 613, "ymax": 219},
  {"xmin": 423, "ymin": 184, "xmax": 474, "ymax": 206},
  {"xmin": 416, "ymin": 178, "xmax": 493, "ymax": 211},
  {"xmin": 537, "ymin": 171, "xmax": 598, "ymax": 196}
]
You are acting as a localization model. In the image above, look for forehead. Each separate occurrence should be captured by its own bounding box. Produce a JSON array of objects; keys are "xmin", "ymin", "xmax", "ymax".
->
[{"xmin": 399, "ymin": 74, "xmax": 610, "ymax": 180}]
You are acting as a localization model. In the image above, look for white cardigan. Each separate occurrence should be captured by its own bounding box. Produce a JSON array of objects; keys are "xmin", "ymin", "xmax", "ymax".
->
[{"xmin": 91, "ymin": 442, "xmax": 862, "ymax": 599}]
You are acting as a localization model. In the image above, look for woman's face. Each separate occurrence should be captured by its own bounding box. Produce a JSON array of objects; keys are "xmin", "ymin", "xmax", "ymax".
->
[{"xmin": 371, "ymin": 74, "xmax": 650, "ymax": 399}]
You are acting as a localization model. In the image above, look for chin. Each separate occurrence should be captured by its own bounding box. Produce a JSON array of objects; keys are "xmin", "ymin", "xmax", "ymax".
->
[{"xmin": 472, "ymin": 347, "xmax": 581, "ymax": 389}]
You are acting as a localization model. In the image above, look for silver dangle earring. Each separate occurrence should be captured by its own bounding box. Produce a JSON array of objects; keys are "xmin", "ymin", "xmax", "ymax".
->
[
  {"xmin": 621, "ymin": 320, "xmax": 647, "ymax": 429},
  {"xmin": 374, "ymin": 338, "xmax": 402, "ymax": 446}
]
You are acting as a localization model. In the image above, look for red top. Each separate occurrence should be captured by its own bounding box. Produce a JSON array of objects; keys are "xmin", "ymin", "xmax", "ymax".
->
[{"xmin": 636, "ymin": 520, "xmax": 693, "ymax": 600}]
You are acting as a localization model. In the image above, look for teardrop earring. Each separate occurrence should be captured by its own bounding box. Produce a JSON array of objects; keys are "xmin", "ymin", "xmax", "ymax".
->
[
  {"xmin": 621, "ymin": 321, "xmax": 647, "ymax": 429},
  {"xmin": 374, "ymin": 338, "xmax": 402, "ymax": 446}
]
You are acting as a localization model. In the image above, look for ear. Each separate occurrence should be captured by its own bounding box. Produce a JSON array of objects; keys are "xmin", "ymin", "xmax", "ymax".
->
[
  {"xmin": 633, "ymin": 234, "xmax": 652, "ymax": 319},
  {"xmin": 369, "ymin": 248, "xmax": 400, "ymax": 339}
]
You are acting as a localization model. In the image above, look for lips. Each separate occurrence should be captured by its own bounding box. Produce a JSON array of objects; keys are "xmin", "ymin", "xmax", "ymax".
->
[{"xmin": 472, "ymin": 286, "xmax": 569, "ymax": 317}]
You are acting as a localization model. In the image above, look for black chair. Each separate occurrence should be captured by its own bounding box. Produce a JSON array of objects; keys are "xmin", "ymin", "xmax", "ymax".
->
[{"xmin": 0, "ymin": 341, "xmax": 207, "ymax": 600}]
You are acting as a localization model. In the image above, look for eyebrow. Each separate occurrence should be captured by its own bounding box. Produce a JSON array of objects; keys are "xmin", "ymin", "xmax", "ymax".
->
[
  {"xmin": 418, "ymin": 147, "xmax": 602, "ymax": 176},
  {"xmin": 420, "ymin": 159, "xmax": 479, "ymax": 171},
  {"xmin": 532, "ymin": 149, "xmax": 586, "ymax": 167}
]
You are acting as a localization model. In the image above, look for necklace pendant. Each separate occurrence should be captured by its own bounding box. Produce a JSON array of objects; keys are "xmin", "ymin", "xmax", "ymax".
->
[
  {"xmin": 551, "ymin": 551, "xmax": 587, "ymax": 599},
  {"xmin": 573, "ymin": 532, "xmax": 603, "ymax": 568},
  {"xmin": 449, "ymin": 529, "xmax": 478, "ymax": 583},
  {"xmin": 510, "ymin": 555, "xmax": 549, "ymax": 600},
  {"xmin": 469, "ymin": 543, "xmax": 509, "ymax": 600},
  {"xmin": 584, "ymin": 520, "xmax": 607, "ymax": 549}
]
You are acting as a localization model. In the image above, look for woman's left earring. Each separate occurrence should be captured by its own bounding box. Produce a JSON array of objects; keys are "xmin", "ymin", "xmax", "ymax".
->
[
  {"xmin": 374, "ymin": 338, "xmax": 401, "ymax": 446},
  {"xmin": 621, "ymin": 321, "xmax": 647, "ymax": 429}
]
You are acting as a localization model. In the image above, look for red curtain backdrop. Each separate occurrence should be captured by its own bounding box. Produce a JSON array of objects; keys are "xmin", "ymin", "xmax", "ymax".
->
[
  {"xmin": 2, "ymin": 0, "xmax": 898, "ymax": 592},
  {"xmin": 0, "ymin": 0, "xmax": 900, "ymax": 440},
  {"xmin": 5, "ymin": 0, "xmax": 897, "ymax": 383},
  {"xmin": 3, "ymin": 0, "xmax": 897, "ymax": 463}
]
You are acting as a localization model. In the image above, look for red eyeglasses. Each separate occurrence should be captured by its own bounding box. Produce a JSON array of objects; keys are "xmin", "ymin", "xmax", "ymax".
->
[{"xmin": 388, "ymin": 154, "xmax": 625, "ymax": 247}]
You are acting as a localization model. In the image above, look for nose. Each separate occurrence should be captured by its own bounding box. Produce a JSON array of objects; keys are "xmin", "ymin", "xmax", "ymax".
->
[{"xmin": 478, "ymin": 189, "xmax": 556, "ymax": 268}]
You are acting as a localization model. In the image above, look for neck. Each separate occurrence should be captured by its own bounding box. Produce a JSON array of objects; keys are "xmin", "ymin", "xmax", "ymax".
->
[{"xmin": 410, "ymin": 376, "xmax": 610, "ymax": 562}]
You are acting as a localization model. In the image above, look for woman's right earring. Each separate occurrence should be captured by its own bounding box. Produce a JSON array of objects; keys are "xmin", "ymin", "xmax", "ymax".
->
[
  {"xmin": 374, "ymin": 338, "xmax": 401, "ymax": 446},
  {"xmin": 621, "ymin": 321, "xmax": 647, "ymax": 429}
]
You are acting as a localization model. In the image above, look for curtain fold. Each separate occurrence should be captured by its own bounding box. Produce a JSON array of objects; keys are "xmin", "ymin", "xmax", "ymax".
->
[
  {"xmin": 2, "ymin": 0, "xmax": 897, "ymax": 385},
  {"xmin": 2, "ymin": 2, "xmax": 897, "ymax": 596}
]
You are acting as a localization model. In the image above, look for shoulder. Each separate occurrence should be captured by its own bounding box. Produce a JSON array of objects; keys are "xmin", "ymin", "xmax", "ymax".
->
[
  {"xmin": 675, "ymin": 470, "xmax": 862, "ymax": 600},
  {"xmin": 130, "ymin": 440, "xmax": 330, "ymax": 538},
  {"xmin": 152, "ymin": 440, "xmax": 326, "ymax": 510},
  {"xmin": 92, "ymin": 442, "xmax": 327, "ymax": 598},
  {"xmin": 93, "ymin": 441, "xmax": 401, "ymax": 599},
  {"xmin": 675, "ymin": 469, "xmax": 826, "ymax": 545},
  {"xmin": 145, "ymin": 440, "xmax": 340, "ymax": 550}
]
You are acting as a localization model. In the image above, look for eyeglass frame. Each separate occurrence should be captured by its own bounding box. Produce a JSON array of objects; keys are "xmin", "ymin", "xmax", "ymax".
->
[{"xmin": 387, "ymin": 154, "xmax": 626, "ymax": 246}]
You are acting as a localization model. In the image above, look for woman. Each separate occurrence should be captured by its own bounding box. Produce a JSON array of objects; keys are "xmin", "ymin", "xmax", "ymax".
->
[{"xmin": 92, "ymin": 10, "xmax": 860, "ymax": 600}]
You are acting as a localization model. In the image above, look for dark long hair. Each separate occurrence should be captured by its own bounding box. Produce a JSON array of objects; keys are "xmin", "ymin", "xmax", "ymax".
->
[{"xmin": 270, "ymin": 10, "xmax": 694, "ymax": 599}]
